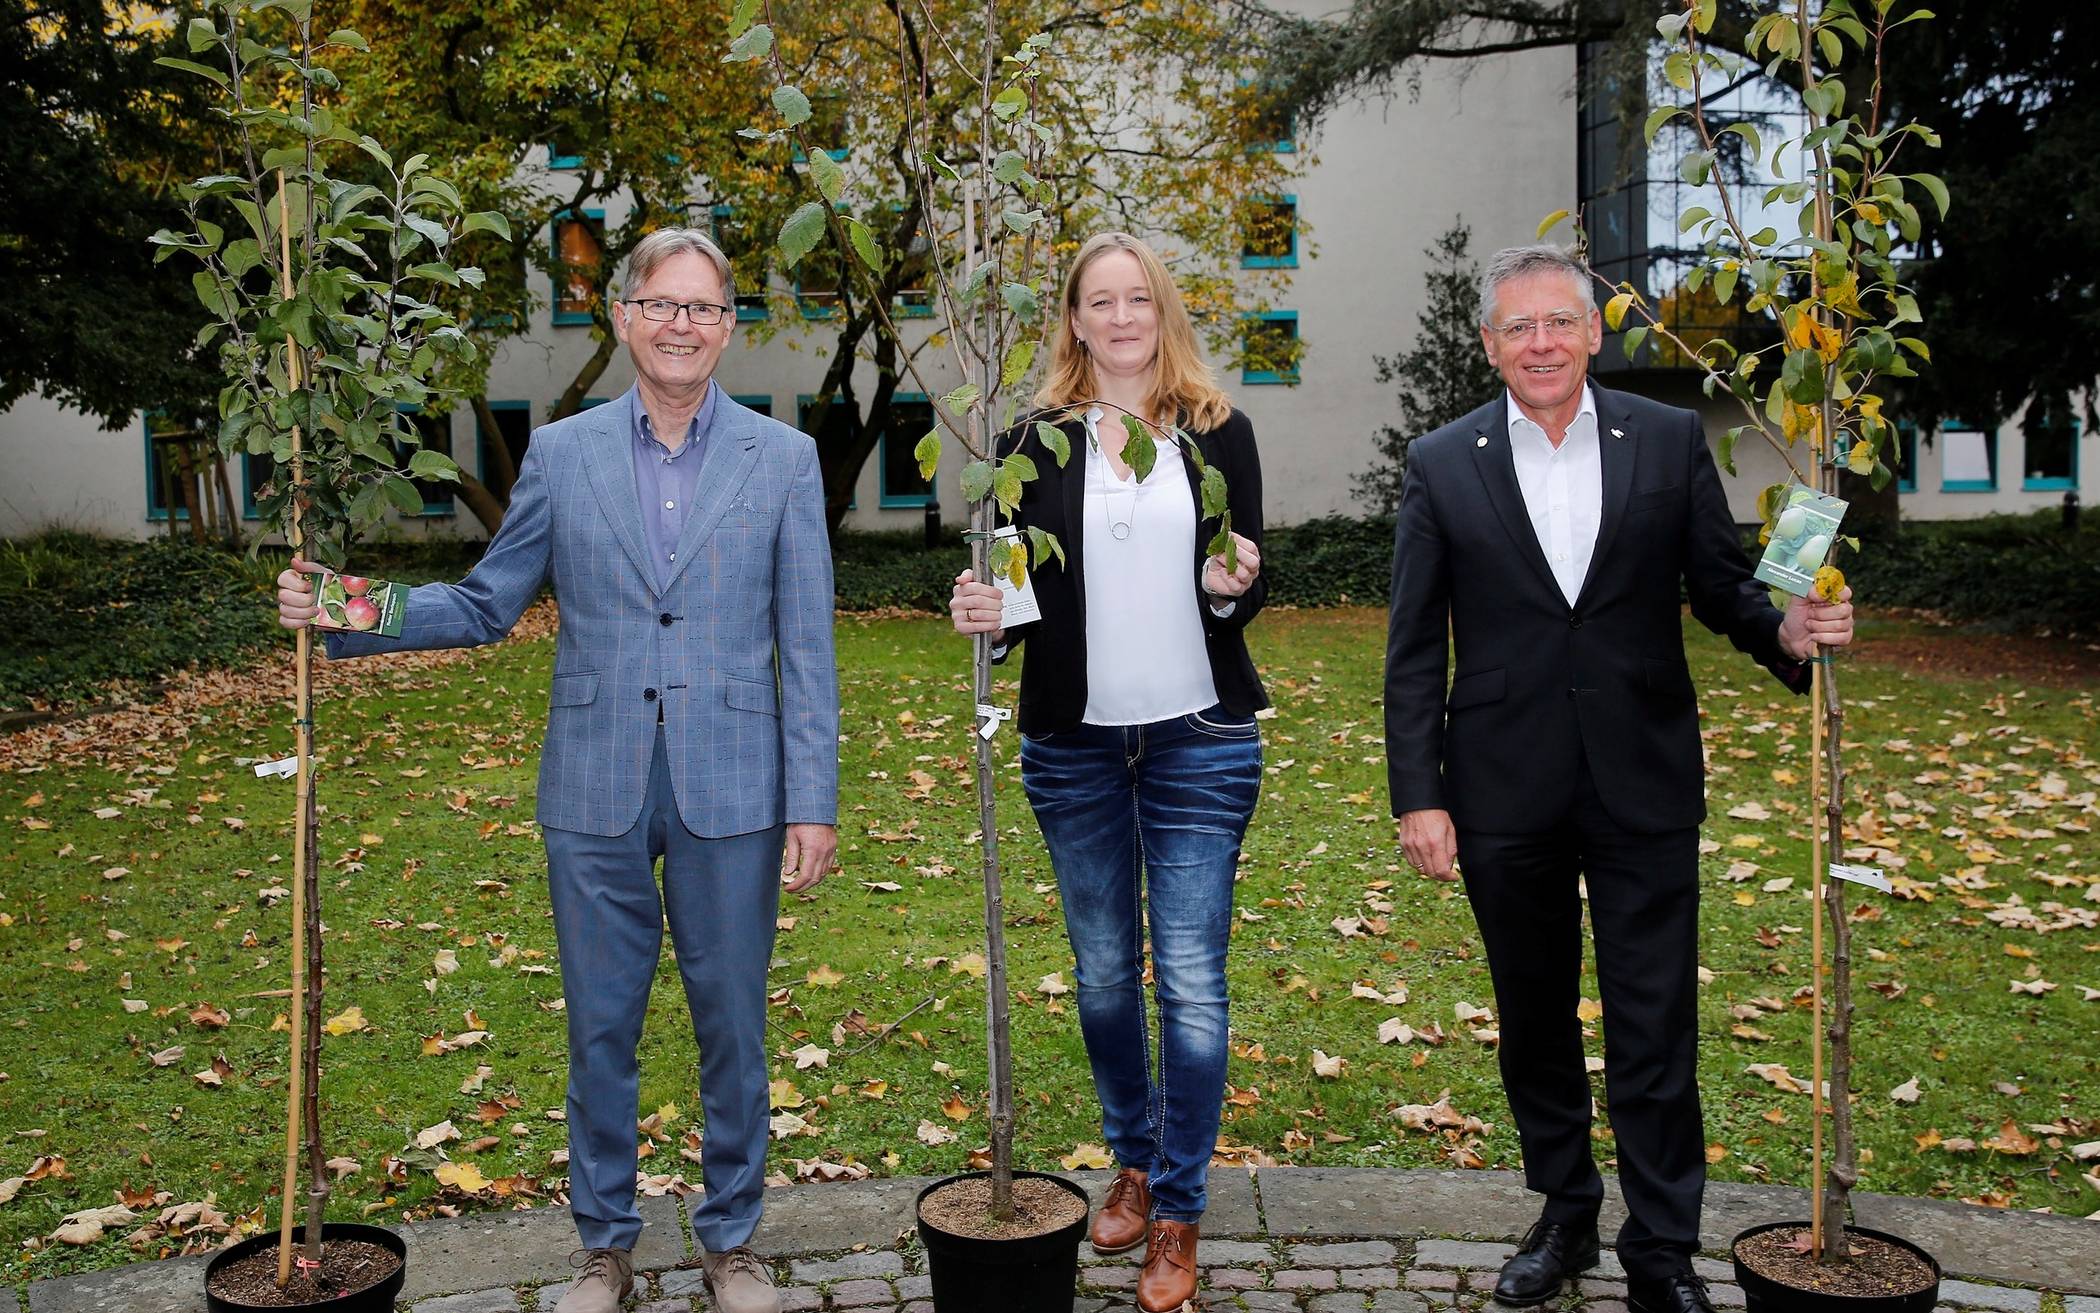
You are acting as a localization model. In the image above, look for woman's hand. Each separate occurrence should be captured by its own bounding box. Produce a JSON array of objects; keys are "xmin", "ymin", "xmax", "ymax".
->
[
  {"xmin": 1202, "ymin": 532, "xmax": 1261, "ymax": 599},
  {"xmin": 950, "ymin": 570, "xmax": 1006, "ymax": 643}
]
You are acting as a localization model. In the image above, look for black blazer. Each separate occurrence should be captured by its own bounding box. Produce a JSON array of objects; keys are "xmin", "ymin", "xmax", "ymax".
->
[
  {"xmin": 1383, "ymin": 385, "xmax": 1809, "ymax": 835},
  {"xmin": 997, "ymin": 406, "xmax": 1268, "ymax": 736}
]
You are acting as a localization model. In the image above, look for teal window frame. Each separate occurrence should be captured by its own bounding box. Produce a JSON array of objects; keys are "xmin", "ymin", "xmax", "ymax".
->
[
  {"xmin": 877, "ymin": 393, "xmax": 936, "ymax": 508},
  {"xmin": 1894, "ymin": 421, "xmax": 1917, "ymax": 494},
  {"xmin": 1240, "ymin": 194, "xmax": 1298, "ymax": 269},
  {"xmin": 393, "ymin": 404, "xmax": 457, "ymax": 516},
  {"xmin": 1241, "ymin": 311, "xmax": 1300, "ymax": 385},
  {"xmin": 550, "ymin": 207, "xmax": 606, "ymax": 327},
  {"xmin": 2020, "ymin": 416, "xmax": 2081, "ymax": 492},
  {"xmin": 799, "ymin": 393, "xmax": 854, "ymax": 509},
  {"xmin": 239, "ymin": 448, "xmax": 276, "ymax": 519},
  {"xmin": 732, "ymin": 393, "xmax": 773, "ymax": 418},
  {"xmin": 1239, "ymin": 80, "xmax": 1295, "ymax": 154},
  {"xmin": 477, "ymin": 399, "xmax": 532, "ymax": 487},
  {"xmin": 1936, "ymin": 419, "xmax": 1996, "ymax": 492},
  {"xmin": 794, "ymin": 254, "xmax": 842, "ymax": 320},
  {"xmin": 547, "ymin": 143, "xmax": 582, "ymax": 170},
  {"xmin": 141, "ymin": 411, "xmax": 187, "ymax": 521}
]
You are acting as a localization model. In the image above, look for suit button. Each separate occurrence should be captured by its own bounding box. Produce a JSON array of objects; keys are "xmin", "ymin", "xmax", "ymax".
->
[
  {"xmin": 659, "ymin": 612, "xmax": 673, "ymax": 627},
  {"xmin": 643, "ymin": 688, "xmax": 658, "ymax": 702},
  {"xmin": 1569, "ymin": 614, "xmax": 1583, "ymax": 629}
]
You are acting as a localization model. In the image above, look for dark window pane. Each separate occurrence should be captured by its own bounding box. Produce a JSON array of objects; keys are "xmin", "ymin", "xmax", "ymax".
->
[{"xmin": 884, "ymin": 400, "xmax": 935, "ymax": 502}]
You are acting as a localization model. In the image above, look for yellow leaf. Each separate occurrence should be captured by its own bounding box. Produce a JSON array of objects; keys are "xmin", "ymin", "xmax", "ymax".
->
[
  {"xmin": 1060, "ymin": 1142, "xmax": 1113, "ymax": 1170},
  {"xmin": 1705, "ymin": 1143, "xmax": 1728, "ymax": 1164},
  {"xmin": 805, "ymin": 964, "xmax": 844, "ymax": 988},
  {"xmin": 1813, "ymin": 566, "xmax": 1847, "ymax": 603},
  {"xmin": 322, "ymin": 1006, "xmax": 369, "ymax": 1036},
  {"xmin": 941, "ymin": 1093, "xmax": 973, "ymax": 1121},
  {"xmin": 1535, "ymin": 208, "xmax": 1570, "ymax": 239},
  {"xmin": 950, "ymin": 953, "xmax": 987, "ymax": 979},
  {"xmin": 1575, "ymin": 997, "xmax": 1603, "ymax": 1023},
  {"xmin": 434, "ymin": 1161, "xmax": 490, "ymax": 1194}
]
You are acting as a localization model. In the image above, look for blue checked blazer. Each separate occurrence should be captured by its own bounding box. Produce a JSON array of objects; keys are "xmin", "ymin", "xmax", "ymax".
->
[{"xmin": 326, "ymin": 388, "xmax": 839, "ymax": 838}]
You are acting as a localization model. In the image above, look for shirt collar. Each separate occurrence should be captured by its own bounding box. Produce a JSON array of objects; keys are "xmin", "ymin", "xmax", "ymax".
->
[
  {"xmin": 1506, "ymin": 383, "xmax": 1597, "ymax": 441},
  {"xmin": 632, "ymin": 380, "xmax": 717, "ymax": 457}
]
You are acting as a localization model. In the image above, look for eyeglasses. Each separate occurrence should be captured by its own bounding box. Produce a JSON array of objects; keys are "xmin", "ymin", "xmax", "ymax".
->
[
  {"xmin": 1490, "ymin": 312, "xmax": 1588, "ymax": 343},
  {"xmin": 621, "ymin": 298, "xmax": 732, "ymax": 325}
]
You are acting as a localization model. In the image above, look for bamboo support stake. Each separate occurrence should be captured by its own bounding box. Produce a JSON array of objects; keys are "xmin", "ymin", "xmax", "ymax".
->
[
  {"xmin": 1809, "ymin": 657, "xmax": 1827, "ymax": 1258},
  {"xmin": 273, "ymin": 173, "xmax": 315, "ymax": 1289}
]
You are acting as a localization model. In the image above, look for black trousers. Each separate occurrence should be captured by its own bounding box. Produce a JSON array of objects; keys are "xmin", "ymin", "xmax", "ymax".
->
[{"xmin": 1458, "ymin": 761, "xmax": 1703, "ymax": 1280}]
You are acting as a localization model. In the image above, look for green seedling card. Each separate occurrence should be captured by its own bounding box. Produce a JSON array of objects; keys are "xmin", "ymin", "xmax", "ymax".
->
[
  {"xmin": 308, "ymin": 570, "xmax": 408, "ymax": 636},
  {"xmin": 1753, "ymin": 484, "xmax": 1849, "ymax": 597}
]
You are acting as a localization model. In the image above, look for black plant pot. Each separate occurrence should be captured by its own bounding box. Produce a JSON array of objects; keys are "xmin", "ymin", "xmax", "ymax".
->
[
  {"xmin": 916, "ymin": 1171, "xmax": 1090, "ymax": 1313},
  {"xmin": 204, "ymin": 1223, "xmax": 408, "ymax": 1312},
  {"xmin": 1732, "ymin": 1222, "xmax": 1940, "ymax": 1313}
]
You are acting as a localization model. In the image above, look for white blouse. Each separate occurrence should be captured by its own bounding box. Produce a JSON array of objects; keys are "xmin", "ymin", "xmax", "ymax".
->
[{"xmin": 1079, "ymin": 408, "xmax": 1219, "ymax": 725}]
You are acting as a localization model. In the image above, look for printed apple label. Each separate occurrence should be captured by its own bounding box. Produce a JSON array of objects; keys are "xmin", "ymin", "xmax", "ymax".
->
[{"xmin": 308, "ymin": 570, "xmax": 408, "ymax": 637}]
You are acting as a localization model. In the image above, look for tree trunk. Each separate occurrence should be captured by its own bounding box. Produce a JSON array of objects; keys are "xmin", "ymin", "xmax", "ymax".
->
[
  {"xmin": 472, "ymin": 395, "xmax": 521, "ymax": 503},
  {"xmin": 1817, "ymin": 661, "xmax": 1858, "ymax": 1254},
  {"xmin": 969, "ymin": 496, "xmax": 1015, "ymax": 1220},
  {"xmin": 455, "ymin": 472, "xmax": 507, "ymax": 538},
  {"xmin": 299, "ymin": 777, "xmax": 329, "ymax": 1262},
  {"xmin": 552, "ymin": 332, "xmax": 618, "ymax": 422}
]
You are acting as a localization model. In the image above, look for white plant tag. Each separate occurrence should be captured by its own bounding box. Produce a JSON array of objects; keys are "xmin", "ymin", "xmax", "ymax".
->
[
  {"xmin": 1829, "ymin": 862, "xmax": 1892, "ymax": 894},
  {"xmin": 975, "ymin": 704, "xmax": 1011, "ymax": 741},
  {"xmin": 253, "ymin": 756, "xmax": 300, "ymax": 779},
  {"xmin": 991, "ymin": 526, "xmax": 1042, "ymax": 628}
]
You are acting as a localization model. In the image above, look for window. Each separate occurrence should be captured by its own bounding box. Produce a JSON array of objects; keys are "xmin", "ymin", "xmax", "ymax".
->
[
  {"xmin": 2022, "ymin": 414, "xmax": 2080, "ymax": 491},
  {"xmin": 1243, "ymin": 83, "xmax": 1295, "ymax": 153},
  {"xmin": 552, "ymin": 397, "xmax": 611, "ymax": 417},
  {"xmin": 1241, "ymin": 311, "xmax": 1300, "ymax": 385},
  {"xmin": 708, "ymin": 205, "xmax": 771, "ymax": 321},
  {"xmin": 551, "ymin": 209, "xmax": 606, "ymax": 326},
  {"xmin": 732, "ymin": 394, "xmax": 773, "ymax": 418},
  {"xmin": 1895, "ymin": 422, "xmax": 1918, "ymax": 494},
  {"xmin": 792, "ymin": 94, "xmax": 850, "ymax": 162},
  {"xmin": 1938, "ymin": 422, "xmax": 1995, "ymax": 492},
  {"xmin": 240, "ymin": 449, "xmax": 276, "ymax": 519},
  {"xmin": 478, "ymin": 400, "xmax": 532, "ymax": 498},
  {"xmin": 1240, "ymin": 195, "xmax": 1298, "ymax": 269},
  {"xmin": 547, "ymin": 140, "xmax": 583, "ymax": 171},
  {"xmin": 795, "ymin": 246, "xmax": 842, "ymax": 320},
  {"xmin": 142, "ymin": 412, "xmax": 191, "ymax": 520},
  {"xmin": 799, "ymin": 394, "xmax": 854, "ymax": 509},
  {"xmin": 895, "ymin": 225, "xmax": 935, "ymax": 317},
  {"xmin": 879, "ymin": 395, "xmax": 935, "ymax": 507},
  {"xmin": 394, "ymin": 406, "xmax": 455, "ymax": 515}
]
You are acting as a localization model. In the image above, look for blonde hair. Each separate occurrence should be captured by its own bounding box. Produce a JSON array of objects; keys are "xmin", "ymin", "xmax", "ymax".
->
[{"xmin": 1034, "ymin": 232, "xmax": 1232, "ymax": 432}]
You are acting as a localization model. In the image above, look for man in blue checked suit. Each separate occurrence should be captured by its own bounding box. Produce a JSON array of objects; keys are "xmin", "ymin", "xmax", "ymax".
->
[{"xmin": 276, "ymin": 228, "xmax": 838, "ymax": 1313}]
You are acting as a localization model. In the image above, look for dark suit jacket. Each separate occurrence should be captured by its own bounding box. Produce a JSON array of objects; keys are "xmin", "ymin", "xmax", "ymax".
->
[
  {"xmin": 1383, "ymin": 385, "xmax": 1809, "ymax": 835},
  {"xmin": 998, "ymin": 406, "xmax": 1268, "ymax": 735}
]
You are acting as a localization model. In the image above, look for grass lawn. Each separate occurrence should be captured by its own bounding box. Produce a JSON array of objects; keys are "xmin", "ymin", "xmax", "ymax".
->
[{"xmin": 1, "ymin": 607, "xmax": 2095, "ymax": 1279}]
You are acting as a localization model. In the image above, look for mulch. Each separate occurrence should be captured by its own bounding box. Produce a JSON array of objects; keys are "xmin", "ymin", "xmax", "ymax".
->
[
  {"xmin": 204, "ymin": 1239, "xmax": 400, "ymax": 1307},
  {"xmin": 918, "ymin": 1175, "xmax": 1088, "ymax": 1242},
  {"xmin": 1733, "ymin": 1225, "xmax": 1937, "ymax": 1297}
]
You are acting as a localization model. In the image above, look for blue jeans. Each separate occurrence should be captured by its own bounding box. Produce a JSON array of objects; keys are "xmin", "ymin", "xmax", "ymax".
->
[{"xmin": 1020, "ymin": 706, "xmax": 1263, "ymax": 1221}]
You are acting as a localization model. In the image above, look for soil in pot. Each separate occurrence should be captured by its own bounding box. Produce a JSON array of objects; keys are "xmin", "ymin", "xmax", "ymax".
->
[
  {"xmin": 1734, "ymin": 1227, "xmax": 1936, "ymax": 1298},
  {"xmin": 206, "ymin": 1239, "xmax": 401, "ymax": 1307},
  {"xmin": 919, "ymin": 1175, "xmax": 1088, "ymax": 1240}
]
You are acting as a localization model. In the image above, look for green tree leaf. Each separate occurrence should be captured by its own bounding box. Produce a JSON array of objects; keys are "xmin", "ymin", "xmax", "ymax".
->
[
  {"xmin": 1001, "ymin": 340, "xmax": 1036, "ymax": 388},
  {"xmin": 725, "ymin": 23, "xmax": 773, "ymax": 63},
  {"xmin": 776, "ymin": 202, "xmax": 828, "ymax": 270},
  {"xmin": 844, "ymin": 217, "xmax": 884, "ymax": 272},
  {"xmin": 1119, "ymin": 415, "xmax": 1156, "ymax": 482},
  {"xmin": 808, "ymin": 148, "xmax": 846, "ymax": 203},
  {"xmin": 942, "ymin": 383, "xmax": 981, "ymax": 416},
  {"xmin": 960, "ymin": 459, "xmax": 993, "ymax": 503},
  {"xmin": 914, "ymin": 431, "xmax": 941, "ymax": 482},
  {"xmin": 773, "ymin": 85, "xmax": 813, "ymax": 127},
  {"xmin": 1034, "ymin": 421, "xmax": 1071, "ymax": 468}
]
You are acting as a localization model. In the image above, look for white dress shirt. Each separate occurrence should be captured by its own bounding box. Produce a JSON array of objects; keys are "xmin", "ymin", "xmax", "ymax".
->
[
  {"xmin": 1079, "ymin": 408, "xmax": 1219, "ymax": 725},
  {"xmin": 1506, "ymin": 386, "xmax": 1603, "ymax": 606}
]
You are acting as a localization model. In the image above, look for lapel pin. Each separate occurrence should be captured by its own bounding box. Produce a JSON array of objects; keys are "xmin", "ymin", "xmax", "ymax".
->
[
  {"xmin": 1611, "ymin": 427, "xmax": 1626, "ymax": 440},
  {"xmin": 1475, "ymin": 435, "xmax": 1488, "ymax": 448}
]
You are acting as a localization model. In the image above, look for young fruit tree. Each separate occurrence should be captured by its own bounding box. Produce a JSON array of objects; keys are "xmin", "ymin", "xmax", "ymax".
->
[
  {"xmin": 726, "ymin": 0, "xmax": 1243, "ymax": 1220},
  {"xmin": 1560, "ymin": 0, "xmax": 1943, "ymax": 1266},
  {"xmin": 151, "ymin": 0, "xmax": 506, "ymax": 1290}
]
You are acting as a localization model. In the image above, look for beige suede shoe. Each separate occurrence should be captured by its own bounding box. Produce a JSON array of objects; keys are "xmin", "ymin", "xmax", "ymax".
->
[
  {"xmin": 552, "ymin": 1247, "xmax": 633, "ymax": 1313},
  {"xmin": 702, "ymin": 1245, "xmax": 779, "ymax": 1313}
]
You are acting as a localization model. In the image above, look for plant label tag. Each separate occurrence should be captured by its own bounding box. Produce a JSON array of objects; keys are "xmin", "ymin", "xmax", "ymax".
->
[
  {"xmin": 974, "ymin": 703, "xmax": 1011, "ymax": 741},
  {"xmin": 1829, "ymin": 862, "xmax": 1891, "ymax": 894},
  {"xmin": 307, "ymin": 570, "xmax": 408, "ymax": 636},
  {"xmin": 252, "ymin": 756, "xmax": 299, "ymax": 779},
  {"xmin": 1753, "ymin": 484, "xmax": 1849, "ymax": 597},
  {"xmin": 992, "ymin": 526, "xmax": 1042, "ymax": 627}
]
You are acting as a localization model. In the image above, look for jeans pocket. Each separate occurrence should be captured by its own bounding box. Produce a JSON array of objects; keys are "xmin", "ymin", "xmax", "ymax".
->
[{"xmin": 1185, "ymin": 707, "xmax": 1259, "ymax": 740}]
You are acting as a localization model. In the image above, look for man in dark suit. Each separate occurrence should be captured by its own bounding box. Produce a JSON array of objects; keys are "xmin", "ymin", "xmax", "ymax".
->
[{"xmin": 1383, "ymin": 244, "xmax": 1854, "ymax": 1311}]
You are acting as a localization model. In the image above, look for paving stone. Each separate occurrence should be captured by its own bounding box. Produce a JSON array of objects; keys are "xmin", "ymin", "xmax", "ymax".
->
[
  {"xmin": 828, "ymin": 1277, "xmax": 897, "ymax": 1307},
  {"xmin": 1404, "ymin": 1270, "xmax": 1459, "ymax": 1290},
  {"xmin": 655, "ymin": 1265, "xmax": 711, "ymax": 1298},
  {"xmin": 1275, "ymin": 1268, "xmax": 1338, "ymax": 1290},
  {"xmin": 1708, "ymin": 1283, "xmax": 1746, "ymax": 1308},
  {"xmin": 1577, "ymin": 1278, "xmax": 1628, "ymax": 1299},
  {"xmin": 1339, "ymin": 1267, "xmax": 1397, "ymax": 1288},
  {"xmin": 1588, "ymin": 1303, "xmax": 1632, "ymax": 1313},
  {"xmin": 26, "ymin": 1252, "xmax": 212, "ymax": 1313},
  {"xmin": 632, "ymin": 1302, "xmax": 689, "ymax": 1313},
  {"xmin": 1692, "ymin": 1256, "xmax": 1734, "ymax": 1282},
  {"xmin": 1592, "ymin": 1249, "xmax": 1628, "ymax": 1280},
  {"xmin": 1258, "ymin": 1167, "xmax": 1542, "ymax": 1240},
  {"xmin": 1364, "ymin": 1292, "xmax": 1431, "ymax": 1313},
  {"xmin": 723, "ymin": 1176, "xmax": 934, "ymax": 1258},
  {"xmin": 1235, "ymin": 1294, "xmax": 1307, "ymax": 1312},
  {"xmin": 412, "ymin": 1290, "xmax": 521, "ymax": 1313},
  {"xmin": 1308, "ymin": 1294, "xmax": 1371, "ymax": 1313},
  {"xmin": 1073, "ymin": 1301, "xmax": 1119, "ymax": 1313},
  {"xmin": 1291, "ymin": 1241, "xmax": 1398, "ymax": 1267},
  {"xmin": 391, "ymin": 1197, "xmax": 685, "ymax": 1300},
  {"xmin": 777, "ymin": 1286, "xmax": 825, "ymax": 1312},
  {"xmin": 1202, "ymin": 1239, "xmax": 1279, "ymax": 1265},
  {"xmin": 1933, "ymin": 1279, "xmax": 2043, "ymax": 1312},
  {"xmin": 1055, "ymin": 1166, "xmax": 1263, "ymax": 1239},
  {"xmin": 1412, "ymin": 1240, "xmax": 1515, "ymax": 1270},
  {"xmin": 2065, "ymin": 1298, "xmax": 2100, "ymax": 1313},
  {"xmin": 904, "ymin": 1303, "xmax": 934, "ymax": 1313},
  {"xmin": 1207, "ymin": 1268, "xmax": 1267, "ymax": 1290},
  {"xmin": 1085, "ymin": 1265, "xmax": 1139, "ymax": 1290},
  {"xmin": 896, "ymin": 1273, "xmax": 931, "ymax": 1299},
  {"xmin": 789, "ymin": 1250, "xmax": 904, "ymax": 1283}
]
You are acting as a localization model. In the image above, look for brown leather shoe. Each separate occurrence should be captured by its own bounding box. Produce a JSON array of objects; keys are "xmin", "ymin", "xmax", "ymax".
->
[
  {"xmin": 1089, "ymin": 1167, "xmax": 1151, "ymax": 1255},
  {"xmin": 1136, "ymin": 1219, "xmax": 1200, "ymax": 1312}
]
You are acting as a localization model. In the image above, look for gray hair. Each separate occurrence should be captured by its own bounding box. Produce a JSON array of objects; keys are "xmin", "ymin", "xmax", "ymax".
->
[
  {"xmin": 1477, "ymin": 244, "xmax": 1594, "ymax": 327},
  {"xmin": 622, "ymin": 226, "xmax": 734, "ymax": 298}
]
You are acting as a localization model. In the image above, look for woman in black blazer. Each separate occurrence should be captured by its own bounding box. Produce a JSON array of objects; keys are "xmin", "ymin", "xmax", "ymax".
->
[{"xmin": 950, "ymin": 231, "xmax": 1266, "ymax": 1313}]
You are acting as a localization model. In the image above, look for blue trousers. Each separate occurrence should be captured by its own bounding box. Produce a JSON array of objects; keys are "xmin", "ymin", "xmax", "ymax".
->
[
  {"xmin": 1020, "ymin": 706, "xmax": 1262, "ymax": 1221},
  {"xmin": 542, "ymin": 726, "xmax": 783, "ymax": 1253}
]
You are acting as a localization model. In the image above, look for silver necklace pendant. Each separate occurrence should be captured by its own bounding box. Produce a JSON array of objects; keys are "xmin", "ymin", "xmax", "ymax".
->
[{"xmin": 1110, "ymin": 520, "xmax": 1132, "ymax": 540}]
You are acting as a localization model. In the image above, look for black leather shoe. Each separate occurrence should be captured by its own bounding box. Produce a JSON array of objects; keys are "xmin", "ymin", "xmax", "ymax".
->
[
  {"xmin": 1628, "ymin": 1269, "xmax": 1717, "ymax": 1313},
  {"xmin": 1491, "ymin": 1217, "xmax": 1601, "ymax": 1306}
]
